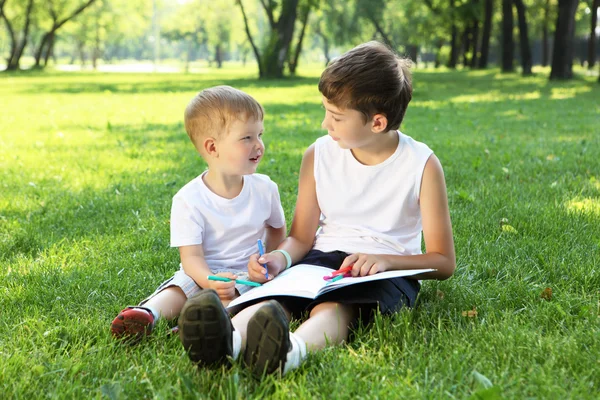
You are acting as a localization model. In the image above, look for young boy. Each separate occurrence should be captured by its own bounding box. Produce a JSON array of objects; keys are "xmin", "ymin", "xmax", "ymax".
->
[
  {"xmin": 239, "ymin": 41, "xmax": 456, "ymax": 376},
  {"xmin": 110, "ymin": 86, "xmax": 286, "ymax": 345}
]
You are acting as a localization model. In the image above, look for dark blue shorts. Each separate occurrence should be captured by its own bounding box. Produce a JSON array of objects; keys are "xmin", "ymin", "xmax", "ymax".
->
[{"xmin": 280, "ymin": 249, "xmax": 420, "ymax": 319}]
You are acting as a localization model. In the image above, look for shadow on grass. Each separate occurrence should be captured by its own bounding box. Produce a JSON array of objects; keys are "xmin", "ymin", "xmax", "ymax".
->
[{"xmin": 15, "ymin": 75, "xmax": 320, "ymax": 95}]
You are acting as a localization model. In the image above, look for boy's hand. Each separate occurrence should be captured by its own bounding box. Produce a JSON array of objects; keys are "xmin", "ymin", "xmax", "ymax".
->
[
  {"xmin": 207, "ymin": 272, "xmax": 237, "ymax": 301},
  {"xmin": 341, "ymin": 253, "xmax": 389, "ymax": 277},
  {"xmin": 247, "ymin": 252, "xmax": 286, "ymax": 282}
]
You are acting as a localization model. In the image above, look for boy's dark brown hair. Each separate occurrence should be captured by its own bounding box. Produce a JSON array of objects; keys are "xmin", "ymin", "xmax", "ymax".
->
[{"xmin": 318, "ymin": 41, "xmax": 413, "ymax": 131}]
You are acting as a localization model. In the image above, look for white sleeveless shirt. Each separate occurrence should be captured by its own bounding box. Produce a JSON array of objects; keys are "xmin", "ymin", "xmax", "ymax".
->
[{"xmin": 313, "ymin": 132, "xmax": 433, "ymax": 256}]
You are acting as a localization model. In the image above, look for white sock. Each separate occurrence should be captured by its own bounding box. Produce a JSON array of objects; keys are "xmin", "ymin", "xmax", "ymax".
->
[
  {"xmin": 283, "ymin": 332, "xmax": 307, "ymax": 375},
  {"xmin": 232, "ymin": 330, "xmax": 242, "ymax": 360},
  {"xmin": 142, "ymin": 306, "xmax": 160, "ymax": 322}
]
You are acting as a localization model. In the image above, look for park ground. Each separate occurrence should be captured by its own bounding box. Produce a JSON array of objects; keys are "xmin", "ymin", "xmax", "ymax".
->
[{"xmin": 0, "ymin": 64, "xmax": 599, "ymax": 398}]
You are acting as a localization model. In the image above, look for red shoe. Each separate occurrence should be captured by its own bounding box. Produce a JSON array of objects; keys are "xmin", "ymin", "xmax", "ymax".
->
[{"xmin": 111, "ymin": 307, "xmax": 155, "ymax": 343}]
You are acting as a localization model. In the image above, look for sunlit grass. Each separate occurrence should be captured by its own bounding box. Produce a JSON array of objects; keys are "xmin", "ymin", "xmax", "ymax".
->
[
  {"xmin": 1, "ymin": 67, "xmax": 599, "ymax": 398},
  {"xmin": 565, "ymin": 198, "xmax": 600, "ymax": 216}
]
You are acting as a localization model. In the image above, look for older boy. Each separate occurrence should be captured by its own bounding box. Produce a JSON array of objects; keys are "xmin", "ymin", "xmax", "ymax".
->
[
  {"xmin": 243, "ymin": 41, "xmax": 456, "ymax": 376},
  {"xmin": 111, "ymin": 86, "xmax": 286, "ymax": 353}
]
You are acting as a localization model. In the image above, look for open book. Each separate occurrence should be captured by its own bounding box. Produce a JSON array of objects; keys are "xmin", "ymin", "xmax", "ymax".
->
[{"xmin": 226, "ymin": 264, "xmax": 434, "ymax": 311}]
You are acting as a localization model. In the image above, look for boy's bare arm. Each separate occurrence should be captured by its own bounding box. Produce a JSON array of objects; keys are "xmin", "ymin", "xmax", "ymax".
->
[
  {"xmin": 265, "ymin": 224, "xmax": 286, "ymax": 253},
  {"xmin": 251, "ymin": 145, "xmax": 321, "ymax": 278},
  {"xmin": 284, "ymin": 144, "xmax": 321, "ymax": 257},
  {"xmin": 179, "ymin": 245, "xmax": 237, "ymax": 300},
  {"xmin": 340, "ymin": 155, "xmax": 456, "ymax": 280}
]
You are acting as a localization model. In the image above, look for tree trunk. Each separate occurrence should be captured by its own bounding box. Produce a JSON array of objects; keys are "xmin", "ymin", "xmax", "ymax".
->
[
  {"xmin": 35, "ymin": 31, "xmax": 53, "ymax": 67},
  {"xmin": 215, "ymin": 43, "xmax": 223, "ymax": 68},
  {"xmin": 502, "ymin": 0, "xmax": 515, "ymax": 72},
  {"xmin": 184, "ymin": 40, "xmax": 192, "ymax": 73},
  {"xmin": 407, "ymin": 44, "xmax": 418, "ymax": 64},
  {"xmin": 260, "ymin": 0, "xmax": 299, "ymax": 78},
  {"xmin": 43, "ymin": 32, "xmax": 55, "ymax": 67},
  {"xmin": 478, "ymin": 0, "xmax": 493, "ymax": 68},
  {"xmin": 435, "ymin": 39, "xmax": 444, "ymax": 68},
  {"xmin": 514, "ymin": 0, "xmax": 532, "ymax": 75},
  {"xmin": 34, "ymin": 0, "xmax": 97, "ymax": 68},
  {"xmin": 470, "ymin": 17, "xmax": 480, "ymax": 69},
  {"xmin": 316, "ymin": 30, "xmax": 330, "ymax": 66},
  {"xmin": 588, "ymin": 0, "xmax": 599, "ymax": 69},
  {"xmin": 1, "ymin": 0, "xmax": 17, "ymax": 69},
  {"xmin": 542, "ymin": 0, "xmax": 550, "ymax": 66},
  {"xmin": 4, "ymin": 0, "xmax": 34, "ymax": 71},
  {"xmin": 236, "ymin": 0, "xmax": 262, "ymax": 77},
  {"xmin": 92, "ymin": 11, "xmax": 101, "ymax": 70},
  {"xmin": 368, "ymin": 13, "xmax": 394, "ymax": 49},
  {"xmin": 288, "ymin": 2, "xmax": 311, "ymax": 75},
  {"xmin": 462, "ymin": 26, "xmax": 471, "ymax": 67},
  {"xmin": 550, "ymin": 0, "xmax": 579, "ymax": 80},
  {"xmin": 477, "ymin": 0, "xmax": 494, "ymax": 69},
  {"xmin": 77, "ymin": 39, "xmax": 86, "ymax": 68},
  {"xmin": 448, "ymin": 0, "xmax": 459, "ymax": 68}
]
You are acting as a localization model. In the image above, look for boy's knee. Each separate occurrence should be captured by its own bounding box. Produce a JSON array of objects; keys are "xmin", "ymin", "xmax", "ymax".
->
[{"xmin": 310, "ymin": 302, "xmax": 355, "ymax": 319}]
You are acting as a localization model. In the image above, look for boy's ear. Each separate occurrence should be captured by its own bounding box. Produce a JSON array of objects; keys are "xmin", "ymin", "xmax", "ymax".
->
[
  {"xmin": 203, "ymin": 137, "xmax": 218, "ymax": 157},
  {"xmin": 371, "ymin": 113, "xmax": 388, "ymax": 133}
]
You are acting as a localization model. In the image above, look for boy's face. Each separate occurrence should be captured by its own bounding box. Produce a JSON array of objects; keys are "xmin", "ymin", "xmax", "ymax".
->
[
  {"xmin": 212, "ymin": 117, "xmax": 265, "ymax": 175},
  {"xmin": 321, "ymin": 96, "xmax": 377, "ymax": 149}
]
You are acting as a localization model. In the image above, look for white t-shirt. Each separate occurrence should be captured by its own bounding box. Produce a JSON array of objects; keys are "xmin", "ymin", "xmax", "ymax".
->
[
  {"xmin": 170, "ymin": 172, "xmax": 285, "ymax": 274},
  {"xmin": 313, "ymin": 132, "xmax": 433, "ymax": 256}
]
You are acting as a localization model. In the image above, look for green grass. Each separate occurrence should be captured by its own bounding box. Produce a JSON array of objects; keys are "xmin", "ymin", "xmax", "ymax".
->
[{"xmin": 1, "ymin": 65, "xmax": 599, "ymax": 399}]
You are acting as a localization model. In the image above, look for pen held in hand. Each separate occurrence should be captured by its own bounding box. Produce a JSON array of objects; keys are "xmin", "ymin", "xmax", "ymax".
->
[
  {"xmin": 257, "ymin": 239, "xmax": 268, "ymax": 279},
  {"xmin": 207, "ymin": 275, "xmax": 262, "ymax": 287}
]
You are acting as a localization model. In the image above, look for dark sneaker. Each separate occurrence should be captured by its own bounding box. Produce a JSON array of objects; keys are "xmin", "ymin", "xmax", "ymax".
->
[
  {"xmin": 243, "ymin": 300, "xmax": 291, "ymax": 377},
  {"xmin": 178, "ymin": 289, "xmax": 233, "ymax": 366},
  {"xmin": 111, "ymin": 307, "xmax": 155, "ymax": 343}
]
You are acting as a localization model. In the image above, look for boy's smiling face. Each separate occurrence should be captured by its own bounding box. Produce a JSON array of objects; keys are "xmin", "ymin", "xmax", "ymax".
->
[
  {"xmin": 210, "ymin": 117, "xmax": 265, "ymax": 176},
  {"xmin": 321, "ymin": 96, "xmax": 382, "ymax": 150}
]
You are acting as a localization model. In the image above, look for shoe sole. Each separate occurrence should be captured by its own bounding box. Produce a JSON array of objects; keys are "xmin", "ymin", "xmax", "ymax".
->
[
  {"xmin": 244, "ymin": 300, "xmax": 290, "ymax": 377},
  {"xmin": 111, "ymin": 308, "xmax": 154, "ymax": 344},
  {"xmin": 178, "ymin": 289, "xmax": 232, "ymax": 366}
]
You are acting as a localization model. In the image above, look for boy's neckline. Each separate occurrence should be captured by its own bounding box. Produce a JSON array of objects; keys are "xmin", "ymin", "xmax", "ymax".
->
[
  {"xmin": 200, "ymin": 170, "xmax": 247, "ymax": 201},
  {"xmin": 348, "ymin": 130, "xmax": 402, "ymax": 167}
]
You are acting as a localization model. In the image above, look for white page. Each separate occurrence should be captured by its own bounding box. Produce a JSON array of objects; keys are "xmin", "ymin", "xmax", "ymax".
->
[
  {"xmin": 318, "ymin": 268, "xmax": 435, "ymax": 295},
  {"xmin": 226, "ymin": 265, "xmax": 332, "ymax": 310},
  {"xmin": 226, "ymin": 265, "xmax": 436, "ymax": 311}
]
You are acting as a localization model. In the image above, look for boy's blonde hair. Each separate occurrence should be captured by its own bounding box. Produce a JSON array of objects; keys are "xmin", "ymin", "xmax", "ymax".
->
[
  {"xmin": 184, "ymin": 86, "xmax": 264, "ymax": 151},
  {"xmin": 318, "ymin": 41, "xmax": 413, "ymax": 131}
]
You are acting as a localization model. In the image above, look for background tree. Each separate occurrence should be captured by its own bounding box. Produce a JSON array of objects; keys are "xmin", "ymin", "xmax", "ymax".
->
[
  {"xmin": 287, "ymin": 0, "xmax": 317, "ymax": 74},
  {"xmin": 478, "ymin": 0, "xmax": 493, "ymax": 68},
  {"xmin": 157, "ymin": 0, "xmax": 206, "ymax": 71},
  {"xmin": 588, "ymin": 0, "xmax": 599, "ymax": 69},
  {"xmin": 33, "ymin": 0, "xmax": 97, "ymax": 69},
  {"xmin": 0, "ymin": 0, "xmax": 35, "ymax": 71},
  {"xmin": 56, "ymin": 0, "xmax": 150, "ymax": 68},
  {"xmin": 237, "ymin": 0, "xmax": 301, "ymax": 78},
  {"xmin": 501, "ymin": 0, "xmax": 515, "ymax": 72},
  {"xmin": 514, "ymin": 0, "xmax": 532, "ymax": 75},
  {"xmin": 541, "ymin": 0, "xmax": 553, "ymax": 66},
  {"xmin": 550, "ymin": 0, "xmax": 580, "ymax": 79}
]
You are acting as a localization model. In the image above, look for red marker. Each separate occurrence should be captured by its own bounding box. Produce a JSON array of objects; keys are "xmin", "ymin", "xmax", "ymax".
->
[{"xmin": 331, "ymin": 266, "xmax": 353, "ymax": 276}]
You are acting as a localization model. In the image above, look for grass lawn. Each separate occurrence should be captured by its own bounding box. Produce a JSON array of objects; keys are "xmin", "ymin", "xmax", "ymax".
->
[{"xmin": 1, "ymin": 65, "xmax": 599, "ymax": 399}]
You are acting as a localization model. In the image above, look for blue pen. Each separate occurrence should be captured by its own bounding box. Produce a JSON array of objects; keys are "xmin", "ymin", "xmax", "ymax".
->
[{"xmin": 257, "ymin": 239, "xmax": 268, "ymax": 279}]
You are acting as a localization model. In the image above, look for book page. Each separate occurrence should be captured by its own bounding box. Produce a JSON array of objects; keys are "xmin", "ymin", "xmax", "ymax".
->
[
  {"xmin": 317, "ymin": 268, "xmax": 435, "ymax": 296},
  {"xmin": 226, "ymin": 264, "xmax": 332, "ymax": 310}
]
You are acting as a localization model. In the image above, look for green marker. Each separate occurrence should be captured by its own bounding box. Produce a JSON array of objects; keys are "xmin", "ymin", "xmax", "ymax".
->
[
  {"xmin": 208, "ymin": 275, "xmax": 262, "ymax": 287},
  {"xmin": 326, "ymin": 274, "xmax": 345, "ymax": 285}
]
